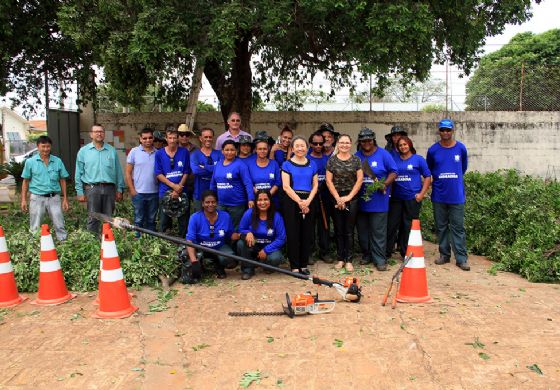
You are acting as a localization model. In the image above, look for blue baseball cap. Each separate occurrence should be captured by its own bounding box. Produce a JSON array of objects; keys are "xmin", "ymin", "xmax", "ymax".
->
[{"xmin": 438, "ymin": 119, "xmax": 454, "ymax": 130}]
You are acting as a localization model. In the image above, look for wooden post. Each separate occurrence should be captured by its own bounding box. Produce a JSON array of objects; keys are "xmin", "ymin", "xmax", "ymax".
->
[{"xmin": 184, "ymin": 64, "xmax": 205, "ymax": 131}]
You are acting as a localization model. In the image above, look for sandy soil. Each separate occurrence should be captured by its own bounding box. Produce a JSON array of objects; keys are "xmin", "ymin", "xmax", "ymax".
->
[{"xmin": 1, "ymin": 241, "xmax": 559, "ymax": 389}]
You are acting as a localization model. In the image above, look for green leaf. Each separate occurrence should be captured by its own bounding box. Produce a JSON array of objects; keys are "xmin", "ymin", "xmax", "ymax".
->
[
  {"xmin": 239, "ymin": 371, "xmax": 261, "ymax": 388},
  {"xmin": 267, "ymin": 336, "xmax": 274, "ymax": 343},
  {"xmin": 465, "ymin": 337, "xmax": 485, "ymax": 349},
  {"xmin": 192, "ymin": 343, "xmax": 210, "ymax": 352},
  {"xmin": 333, "ymin": 339, "xmax": 344, "ymax": 348},
  {"xmin": 526, "ymin": 364, "xmax": 543, "ymax": 376},
  {"xmin": 478, "ymin": 352, "xmax": 490, "ymax": 360}
]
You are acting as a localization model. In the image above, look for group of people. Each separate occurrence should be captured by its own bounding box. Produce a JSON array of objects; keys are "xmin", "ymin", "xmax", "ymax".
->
[{"xmin": 19, "ymin": 112, "xmax": 470, "ymax": 285}]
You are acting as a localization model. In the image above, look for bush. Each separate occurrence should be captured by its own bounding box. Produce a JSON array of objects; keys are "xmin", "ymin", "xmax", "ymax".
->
[
  {"xmin": 420, "ymin": 170, "xmax": 560, "ymax": 282},
  {"xmin": 1, "ymin": 200, "xmax": 180, "ymax": 292}
]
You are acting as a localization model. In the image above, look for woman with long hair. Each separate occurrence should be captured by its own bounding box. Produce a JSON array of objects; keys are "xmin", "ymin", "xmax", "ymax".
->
[
  {"xmin": 325, "ymin": 134, "xmax": 363, "ymax": 272},
  {"xmin": 387, "ymin": 136, "xmax": 431, "ymax": 258},
  {"xmin": 210, "ymin": 139, "xmax": 254, "ymax": 230},
  {"xmin": 237, "ymin": 190, "xmax": 286, "ymax": 280},
  {"xmin": 281, "ymin": 136, "xmax": 318, "ymax": 275}
]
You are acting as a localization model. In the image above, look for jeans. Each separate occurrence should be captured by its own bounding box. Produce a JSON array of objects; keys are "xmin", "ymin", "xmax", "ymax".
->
[
  {"xmin": 332, "ymin": 196, "xmax": 358, "ymax": 261},
  {"xmin": 159, "ymin": 199, "xmax": 190, "ymax": 239},
  {"xmin": 198, "ymin": 244, "xmax": 236, "ymax": 271},
  {"xmin": 29, "ymin": 193, "xmax": 67, "ymax": 241},
  {"xmin": 387, "ymin": 198, "xmax": 422, "ymax": 258},
  {"xmin": 218, "ymin": 204, "xmax": 246, "ymax": 231},
  {"xmin": 432, "ymin": 202, "xmax": 468, "ymax": 264},
  {"xmin": 357, "ymin": 211, "xmax": 388, "ymax": 266},
  {"xmin": 85, "ymin": 184, "xmax": 116, "ymax": 234},
  {"xmin": 131, "ymin": 193, "xmax": 159, "ymax": 232},
  {"xmin": 236, "ymin": 240, "xmax": 285, "ymax": 274}
]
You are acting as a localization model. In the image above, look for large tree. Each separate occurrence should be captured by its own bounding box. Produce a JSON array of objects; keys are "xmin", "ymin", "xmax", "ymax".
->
[
  {"xmin": 0, "ymin": 0, "xmax": 93, "ymax": 115},
  {"xmin": 465, "ymin": 29, "xmax": 560, "ymax": 111},
  {"xmin": 6, "ymin": 1, "xmax": 540, "ymax": 127}
]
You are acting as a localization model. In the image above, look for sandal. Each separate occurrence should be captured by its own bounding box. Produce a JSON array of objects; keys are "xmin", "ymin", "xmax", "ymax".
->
[
  {"xmin": 335, "ymin": 261, "xmax": 345, "ymax": 270},
  {"xmin": 345, "ymin": 262, "xmax": 354, "ymax": 272}
]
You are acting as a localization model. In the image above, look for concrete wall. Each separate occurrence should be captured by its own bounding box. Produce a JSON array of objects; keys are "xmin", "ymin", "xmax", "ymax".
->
[{"xmin": 92, "ymin": 111, "xmax": 560, "ymax": 178}]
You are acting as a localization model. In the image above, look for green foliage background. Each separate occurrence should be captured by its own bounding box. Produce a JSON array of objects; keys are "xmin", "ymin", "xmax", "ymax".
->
[
  {"xmin": 420, "ymin": 170, "xmax": 560, "ymax": 282},
  {"xmin": 2, "ymin": 200, "xmax": 179, "ymax": 292}
]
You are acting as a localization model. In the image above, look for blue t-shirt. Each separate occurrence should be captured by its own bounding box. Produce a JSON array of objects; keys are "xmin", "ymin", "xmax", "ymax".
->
[
  {"xmin": 186, "ymin": 210, "xmax": 233, "ymax": 249},
  {"xmin": 281, "ymin": 159, "xmax": 318, "ymax": 192},
  {"xmin": 210, "ymin": 158, "xmax": 255, "ymax": 206},
  {"xmin": 392, "ymin": 154, "xmax": 431, "ymax": 200},
  {"xmin": 355, "ymin": 148, "xmax": 397, "ymax": 212},
  {"xmin": 190, "ymin": 149, "xmax": 222, "ymax": 201},
  {"xmin": 307, "ymin": 153, "xmax": 328, "ymax": 191},
  {"xmin": 426, "ymin": 141, "xmax": 468, "ymax": 204},
  {"xmin": 238, "ymin": 209, "xmax": 286, "ymax": 254},
  {"xmin": 273, "ymin": 149, "xmax": 290, "ymax": 166},
  {"xmin": 389, "ymin": 148, "xmax": 400, "ymax": 163},
  {"xmin": 238, "ymin": 154, "xmax": 257, "ymax": 166},
  {"xmin": 247, "ymin": 159, "xmax": 281, "ymax": 192},
  {"xmin": 154, "ymin": 147, "xmax": 191, "ymax": 198}
]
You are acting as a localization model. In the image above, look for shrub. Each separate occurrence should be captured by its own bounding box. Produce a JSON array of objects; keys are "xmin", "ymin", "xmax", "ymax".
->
[{"xmin": 420, "ymin": 170, "xmax": 560, "ymax": 282}]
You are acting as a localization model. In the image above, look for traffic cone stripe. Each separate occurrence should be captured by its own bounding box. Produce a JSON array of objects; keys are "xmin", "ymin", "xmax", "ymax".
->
[
  {"xmin": 0, "ymin": 261, "xmax": 13, "ymax": 274},
  {"xmin": 408, "ymin": 229, "xmax": 423, "ymax": 246},
  {"xmin": 40, "ymin": 234, "xmax": 55, "ymax": 250},
  {"xmin": 0, "ymin": 236, "xmax": 8, "ymax": 251},
  {"xmin": 39, "ymin": 259, "xmax": 62, "ymax": 273},
  {"xmin": 103, "ymin": 241, "xmax": 119, "ymax": 258},
  {"xmin": 101, "ymin": 268, "xmax": 124, "ymax": 283},
  {"xmin": 407, "ymin": 256, "xmax": 427, "ymax": 269}
]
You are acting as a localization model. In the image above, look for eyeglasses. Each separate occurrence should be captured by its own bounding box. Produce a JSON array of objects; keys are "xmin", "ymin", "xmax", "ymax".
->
[
  {"xmin": 311, "ymin": 142, "xmax": 324, "ymax": 146},
  {"xmin": 141, "ymin": 136, "xmax": 154, "ymax": 140},
  {"xmin": 209, "ymin": 224, "xmax": 215, "ymax": 238},
  {"xmin": 439, "ymin": 129, "xmax": 453, "ymax": 133},
  {"xmin": 169, "ymin": 157, "xmax": 175, "ymax": 169}
]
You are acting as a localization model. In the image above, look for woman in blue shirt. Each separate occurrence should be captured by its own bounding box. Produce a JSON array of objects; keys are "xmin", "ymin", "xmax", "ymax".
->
[
  {"xmin": 248, "ymin": 136, "xmax": 281, "ymax": 207},
  {"xmin": 185, "ymin": 190, "xmax": 239, "ymax": 280},
  {"xmin": 237, "ymin": 190, "xmax": 286, "ymax": 280},
  {"xmin": 210, "ymin": 140, "xmax": 255, "ymax": 230},
  {"xmin": 354, "ymin": 128, "xmax": 397, "ymax": 271},
  {"xmin": 281, "ymin": 136, "xmax": 318, "ymax": 275},
  {"xmin": 387, "ymin": 136, "xmax": 432, "ymax": 259},
  {"xmin": 270, "ymin": 126, "xmax": 293, "ymax": 165}
]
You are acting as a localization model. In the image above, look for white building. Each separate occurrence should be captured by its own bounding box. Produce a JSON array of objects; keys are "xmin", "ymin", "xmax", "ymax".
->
[{"xmin": 0, "ymin": 107, "xmax": 29, "ymax": 162}]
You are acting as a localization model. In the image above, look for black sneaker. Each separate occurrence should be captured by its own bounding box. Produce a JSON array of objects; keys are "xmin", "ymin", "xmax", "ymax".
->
[
  {"xmin": 216, "ymin": 269, "xmax": 227, "ymax": 279},
  {"xmin": 299, "ymin": 268, "xmax": 311, "ymax": 276},
  {"xmin": 359, "ymin": 258, "xmax": 372, "ymax": 265},
  {"xmin": 241, "ymin": 273, "xmax": 253, "ymax": 280},
  {"xmin": 308, "ymin": 257, "xmax": 315, "ymax": 265},
  {"xmin": 376, "ymin": 263, "xmax": 388, "ymax": 271},
  {"xmin": 457, "ymin": 262, "xmax": 470, "ymax": 271},
  {"xmin": 434, "ymin": 256, "xmax": 451, "ymax": 265}
]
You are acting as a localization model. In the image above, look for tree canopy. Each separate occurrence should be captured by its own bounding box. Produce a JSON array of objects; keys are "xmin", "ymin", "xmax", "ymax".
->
[
  {"xmin": 465, "ymin": 29, "xmax": 560, "ymax": 111},
  {"xmin": 2, "ymin": 1, "xmax": 540, "ymax": 125}
]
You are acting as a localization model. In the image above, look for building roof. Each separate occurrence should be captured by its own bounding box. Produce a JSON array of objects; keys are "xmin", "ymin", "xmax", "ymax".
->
[{"xmin": 29, "ymin": 119, "xmax": 47, "ymax": 132}]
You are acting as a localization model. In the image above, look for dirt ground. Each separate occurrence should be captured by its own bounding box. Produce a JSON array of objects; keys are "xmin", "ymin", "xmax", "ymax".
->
[{"xmin": 0, "ymin": 240, "xmax": 559, "ymax": 390}]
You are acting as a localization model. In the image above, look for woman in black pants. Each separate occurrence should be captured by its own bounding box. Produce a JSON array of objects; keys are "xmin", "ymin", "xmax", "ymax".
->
[
  {"xmin": 281, "ymin": 136, "xmax": 318, "ymax": 275},
  {"xmin": 325, "ymin": 134, "xmax": 363, "ymax": 272}
]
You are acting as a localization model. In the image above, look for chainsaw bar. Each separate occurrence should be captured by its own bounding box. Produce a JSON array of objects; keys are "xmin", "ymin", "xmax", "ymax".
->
[{"xmin": 228, "ymin": 311, "xmax": 287, "ymax": 317}]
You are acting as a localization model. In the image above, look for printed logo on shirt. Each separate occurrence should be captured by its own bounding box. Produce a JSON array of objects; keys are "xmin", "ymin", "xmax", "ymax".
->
[
  {"xmin": 226, "ymin": 172, "xmax": 233, "ymax": 179},
  {"xmin": 201, "ymin": 241, "xmax": 220, "ymax": 247},
  {"xmin": 454, "ymin": 154, "xmax": 460, "ymax": 162},
  {"xmin": 317, "ymin": 174, "xmax": 326, "ymax": 182},
  {"xmin": 178, "ymin": 160, "xmax": 183, "ymax": 167},
  {"xmin": 438, "ymin": 172, "xmax": 459, "ymax": 179},
  {"xmin": 269, "ymin": 173, "xmax": 275, "ymax": 179},
  {"xmin": 267, "ymin": 228, "xmax": 274, "ymax": 236},
  {"xmin": 407, "ymin": 164, "xmax": 413, "ymax": 170},
  {"xmin": 371, "ymin": 161, "xmax": 378, "ymax": 167},
  {"xmin": 217, "ymin": 183, "xmax": 233, "ymax": 189},
  {"xmin": 218, "ymin": 229, "xmax": 225, "ymax": 237},
  {"xmin": 255, "ymin": 183, "xmax": 271, "ymax": 190},
  {"xmin": 396, "ymin": 175, "xmax": 411, "ymax": 182}
]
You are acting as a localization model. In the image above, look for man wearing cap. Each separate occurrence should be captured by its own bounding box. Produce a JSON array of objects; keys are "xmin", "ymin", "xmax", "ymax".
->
[
  {"xmin": 153, "ymin": 131, "xmax": 166, "ymax": 150},
  {"xmin": 319, "ymin": 122, "xmax": 339, "ymax": 157},
  {"xmin": 215, "ymin": 112, "xmax": 252, "ymax": 150},
  {"xmin": 154, "ymin": 128, "xmax": 192, "ymax": 237},
  {"xmin": 178, "ymin": 124, "xmax": 198, "ymax": 205},
  {"xmin": 21, "ymin": 135, "xmax": 69, "ymax": 241},
  {"xmin": 126, "ymin": 127, "xmax": 159, "ymax": 233},
  {"xmin": 237, "ymin": 134, "xmax": 256, "ymax": 166},
  {"xmin": 75, "ymin": 124, "xmax": 125, "ymax": 234},
  {"xmin": 385, "ymin": 126, "xmax": 408, "ymax": 159},
  {"xmin": 426, "ymin": 118, "xmax": 470, "ymax": 271}
]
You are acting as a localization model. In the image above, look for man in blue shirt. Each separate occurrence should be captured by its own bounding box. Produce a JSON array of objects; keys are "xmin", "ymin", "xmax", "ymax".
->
[
  {"xmin": 75, "ymin": 124, "xmax": 125, "ymax": 234},
  {"xmin": 21, "ymin": 136, "xmax": 69, "ymax": 241},
  {"xmin": 426, "ymin": 118, "xmax": 470, "ymax": 271},
  {"xmin": 126, "ymin": 127, "xmax": 159, "ymax": 233},
  {"xmin": 154, "ymin": 129, "xmax": 191, "ymax": 238}
]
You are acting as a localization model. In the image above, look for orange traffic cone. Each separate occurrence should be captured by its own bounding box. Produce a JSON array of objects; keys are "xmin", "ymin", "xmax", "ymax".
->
[
  {"xmin": 93, "ymin": 226, "xmax": 138, "ymax": 319},
  {"xmin": 31, "ymin": 225, "xmax": 76, "ymax": 306},
  {"xmin": 0, "ymin": 226, "xmax": 27, "ymax": 308},
  {"xmin": 396, "ymin": 219, "xmax": 432, "ymax": 303}
]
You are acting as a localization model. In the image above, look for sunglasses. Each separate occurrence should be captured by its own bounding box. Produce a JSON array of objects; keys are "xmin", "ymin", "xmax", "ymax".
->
[
  {"xmin": 141, "ymin": 136, "xmax": 154, "ymax": 140},
  {"xmin": 169, "ymin": 157, "xmax": 175, "ymax": 169},
  {"xmin": 311, "ymin": 142, "xmax": 324, "ymax": 146},
  {"xmin": 439, "ymin": 128, "xmax": 453, "ymax": 133},
  {"xmin": 209, "ymin": 224, "xmax": 215, "ymax": 238}
]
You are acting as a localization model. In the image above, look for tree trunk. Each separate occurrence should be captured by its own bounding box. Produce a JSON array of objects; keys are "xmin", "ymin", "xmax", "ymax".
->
[
  {"xmin": 184, "ymin": 63, "xmax": 205, "ymax": 130},
  {"xmin": 204, "ymin": 35, "xmax": 253, "ymax": 133}
]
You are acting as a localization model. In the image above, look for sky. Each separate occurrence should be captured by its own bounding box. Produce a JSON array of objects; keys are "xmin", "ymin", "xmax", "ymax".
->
[{"xmin": 2, "ymin": 0, "xmax": 559, "ymax": 118}]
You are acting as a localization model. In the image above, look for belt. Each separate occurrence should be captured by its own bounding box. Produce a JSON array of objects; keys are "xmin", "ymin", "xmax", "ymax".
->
[
  {"xmin": 36, "ymin": 193, "xmax": 59, "ymax": 198},
  {"xmin": 294, "ymin": 190, "xmax": 310, "ymax": 195},
  {"xmin": 86, "ymin": 182, "xmax": 114, "ymax": 186}
]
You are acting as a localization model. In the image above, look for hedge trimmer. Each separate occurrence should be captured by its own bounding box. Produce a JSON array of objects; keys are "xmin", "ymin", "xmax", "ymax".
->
[{"xmin": 90, "ymin": 213, "xmax": 362, "ymax": 308}]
